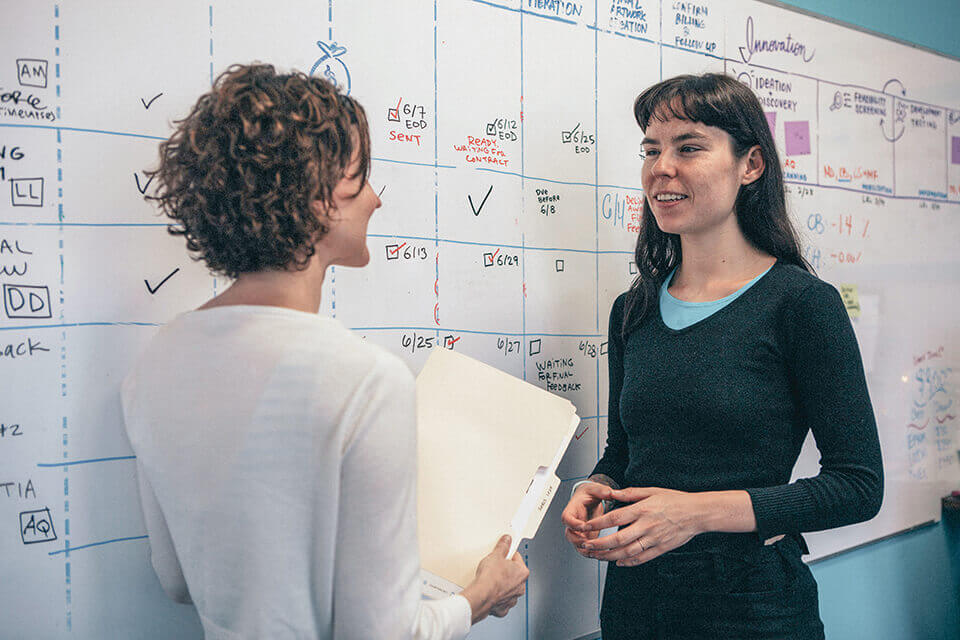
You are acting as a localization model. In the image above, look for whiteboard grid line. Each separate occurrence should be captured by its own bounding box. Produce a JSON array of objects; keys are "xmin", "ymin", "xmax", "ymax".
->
[
  {"xmin": 0, "ymin": 322, "xmax": 604, "ymax": 337},
  {"xmin": 0, "ymin": 120, "xmax": 954, "ymax": 200},
  {"xmin": 433, "ymin": 0, "xmax": 440, "ymax": 342},
  {"xmin": 53, "ymin": 2, "xmax": 70, "ymax": 630},
  {"xmin": 48, "ymin": 534, "xmax": 149, "ymax": 557},
  {"xmin": 520, "ymin": 6, "xmax": 528, "ymax": 637},
  {"xmin": 595, "ymin": 0, "xmax": 603, "ymax": 628}
]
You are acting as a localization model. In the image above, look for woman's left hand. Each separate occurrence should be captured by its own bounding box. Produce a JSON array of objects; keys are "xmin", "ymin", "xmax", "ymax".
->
[{"xmin": 573, "ymin": 487, "xmax": 706, "ymax": 567}]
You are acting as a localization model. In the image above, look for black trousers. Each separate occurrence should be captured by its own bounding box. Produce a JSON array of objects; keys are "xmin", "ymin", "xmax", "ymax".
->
[{"xmin": 599, "ymin": 533, "xmax": 825, "ymax": 640}]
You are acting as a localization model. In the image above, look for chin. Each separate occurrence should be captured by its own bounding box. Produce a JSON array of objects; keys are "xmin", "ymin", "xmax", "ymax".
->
[
  {"xmin": 652, "ymin": 215, "xmax": 687, "ymax": 236},
  {"xmin": 345, "ymin": 251, "xmax": 370, "ymax": 268}
]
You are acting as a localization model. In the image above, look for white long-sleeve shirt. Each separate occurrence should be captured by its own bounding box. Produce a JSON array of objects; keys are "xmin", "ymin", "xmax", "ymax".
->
[{"xmin": 121, "ymin": 305, "xmax": 471, "ymax": 640}]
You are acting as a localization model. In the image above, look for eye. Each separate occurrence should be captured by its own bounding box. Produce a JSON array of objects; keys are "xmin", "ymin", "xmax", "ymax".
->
[
  {"xmin": 640, "ymin": 148, "xmax": 659, "ymax": 159},
  {"xmin": 679, "ymin": 145, "xmax": 700, "ymax": 153}
]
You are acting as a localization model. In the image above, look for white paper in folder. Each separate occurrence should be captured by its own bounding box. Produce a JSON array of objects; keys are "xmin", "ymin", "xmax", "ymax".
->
[{"xmin": 415, "ymin": 348, "xmax": 580, "ymax": 598}]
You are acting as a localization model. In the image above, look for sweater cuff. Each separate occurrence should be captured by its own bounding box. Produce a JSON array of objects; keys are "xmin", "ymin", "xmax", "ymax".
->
[
  {"xmin": 746, "ymin": 485, "xmax": 806, "ymax": 540},
  {"xmin": 448, "ymin": 594, "xmax": 472, "ymax": 639},
  {"xmin": 589, "ymin": 462, "xmax": 624, "ymax": 489}
]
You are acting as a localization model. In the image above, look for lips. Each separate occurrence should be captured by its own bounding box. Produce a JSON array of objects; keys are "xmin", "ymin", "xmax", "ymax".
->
[{"xmin": 653, "ymin": 192, "xmax": 688, "ymax": 202}]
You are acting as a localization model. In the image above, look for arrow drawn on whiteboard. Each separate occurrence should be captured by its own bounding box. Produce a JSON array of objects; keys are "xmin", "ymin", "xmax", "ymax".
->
[
  {"xmin": 144, "ymin": 268, "xmax": 180, "ymax": 294},
  {"xmin": 134, "ymin": 173, "xmax": 154, "ymax": 195},
  {"xmin": 882, "ymin": 79, "xmax": 906, "ymax": 97}
]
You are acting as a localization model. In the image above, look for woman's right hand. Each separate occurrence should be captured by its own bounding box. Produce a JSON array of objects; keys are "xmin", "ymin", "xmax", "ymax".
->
[
  {"xmin": 560, "ymin": 482, "xmax": 613, "ymax": 557},
  {"xmin": 461, "ymin": 535, "xmax": 530, "ymax": 624}
]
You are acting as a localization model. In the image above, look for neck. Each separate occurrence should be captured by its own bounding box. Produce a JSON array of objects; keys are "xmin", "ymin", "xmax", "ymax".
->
[
  {"xmin": 674, "ymin": 220, "xmax": 773, "ymax": 288},
  {"xmin": 199, "ymin": 253, "xmax": 330, "ymax": 314}
]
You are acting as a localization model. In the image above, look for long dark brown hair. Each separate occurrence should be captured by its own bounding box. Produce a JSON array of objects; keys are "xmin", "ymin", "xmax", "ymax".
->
[{"xmin": 621, "ymin": 73, "xmax": 811, "ymax": 336}]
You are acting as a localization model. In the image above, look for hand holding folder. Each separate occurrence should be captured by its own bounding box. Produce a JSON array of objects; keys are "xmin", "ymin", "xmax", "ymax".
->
[{"xmin": 416, "ymin": 348, "xmax": 580, "ymax": 597}]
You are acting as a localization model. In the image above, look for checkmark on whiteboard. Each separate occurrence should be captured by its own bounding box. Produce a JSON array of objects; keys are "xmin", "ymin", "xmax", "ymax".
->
[
  {"xmin": 468, "ymin": 186, "xmax": 493, "ymax": 216},
  {"xmin": 144, "ymin": 268, "xmax": 180, "ymax": 294}
]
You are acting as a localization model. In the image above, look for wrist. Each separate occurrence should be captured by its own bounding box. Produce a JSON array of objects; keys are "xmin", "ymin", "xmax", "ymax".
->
[
  {"xmin": 694, "ymin": 490, "xmax": 756, "ymax": 534},
  {"xmin": 460, "ymin": 579, "xmax": 494, "ymax": 624}
]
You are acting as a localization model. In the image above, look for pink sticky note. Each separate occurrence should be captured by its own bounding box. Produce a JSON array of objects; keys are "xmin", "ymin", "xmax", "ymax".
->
[
  {"xmin": 765, "ymin": 112, "xmax": 776, "ymax": 136},
  {"xmin": 952, "ymin": 136, "xmax": 960, "ymax": 165},
  {"xmin": 784, "ymin": 120, "xmax": 811, "ymax": 156}
]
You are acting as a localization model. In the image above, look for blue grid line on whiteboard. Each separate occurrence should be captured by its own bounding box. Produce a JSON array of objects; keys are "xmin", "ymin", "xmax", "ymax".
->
[
  {"xmin": 39, "ymin": 456, "xmax": 138, "ymax": 468},
  {"xmin": 520, "ymin": 7, "xmax": 528, "ymax": 637},
  {"xmin": 594, "ymin": 0, "xmax": 600, "ymax": 335},
  {"xmin": 0, "ymin": 321, "xmax": 602, "ymax": 339},
  {"xmin": 469, "ymin": 0, "xmax": 576, "ymax": 26},
  {"xmin": 595, "ymin": 1, "xmax": 603, "ymax": 626},
  {"xmin": 586, "ymin": 23, "xmax": 658, "ymax": 47},
  {"xmin": 209, "ymin": 5, "xmax": 214, "ymax": 86},
  {"xmin": 434, "ymin": 0, "xmax": 440, "ymax": 345},
  {"xmin": 0, "ymin": 122, "xmax": 954, "ymax": 202},
  {"xmin": 520, "ymin": 4, "xmax": 527, "ymax": 393},
  {"xmin": 52, "ymin": 2, "xmax": 72, "ymax": 631},
  {"xmin": 48, "ymin": 535, "xmax": 149, "ymax": 557}
]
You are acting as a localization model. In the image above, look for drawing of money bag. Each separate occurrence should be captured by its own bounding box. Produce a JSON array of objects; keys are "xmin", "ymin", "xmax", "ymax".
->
[{"xmin": 310, "ymin": 41, "xmax": 352, "ymax": 95}]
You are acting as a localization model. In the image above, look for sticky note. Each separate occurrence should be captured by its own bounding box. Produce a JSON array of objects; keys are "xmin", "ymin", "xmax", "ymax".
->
[
  {"xmin": 839, "ymin": 284, "xmax": 861, "ymax": 318},
  {"xmin": 951, "ymin": 136, "xmax": 960, "ymax": 165},
  {"xmin": 784, "ymin": 121, "xmax": 811, "ymax": 156},
  {"xmin": 765, "ymin": 112, "xmax": 776, "ymax": 136}
]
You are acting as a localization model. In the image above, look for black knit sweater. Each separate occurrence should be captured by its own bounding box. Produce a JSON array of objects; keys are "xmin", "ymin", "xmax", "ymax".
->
[{"xmin": 592, "ymin": 262, "xmax": 883, "ymax": 542}]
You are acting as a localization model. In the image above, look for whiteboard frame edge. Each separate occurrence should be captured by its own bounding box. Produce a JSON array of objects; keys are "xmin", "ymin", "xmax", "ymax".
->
[{"xmin": 807, "ymin": 519, "xmax": 939, "ymax": 564}]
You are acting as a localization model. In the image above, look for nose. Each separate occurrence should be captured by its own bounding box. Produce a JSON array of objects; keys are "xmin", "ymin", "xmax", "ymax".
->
[
  {"xmin": 650, "ymin": 149, "xmax": 678, "ymax": 177},
  {"xmin": 370, "ymin": 182, "xmax": 383, "ymax": 209}
]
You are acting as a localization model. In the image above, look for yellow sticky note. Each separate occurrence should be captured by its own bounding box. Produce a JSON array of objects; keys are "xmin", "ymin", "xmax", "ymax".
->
[{"xmin": 839, "ymin": 284, "xmax": 861, "ymax": 318}]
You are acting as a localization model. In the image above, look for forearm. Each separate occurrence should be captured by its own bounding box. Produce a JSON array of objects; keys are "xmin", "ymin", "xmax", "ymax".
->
[
  {"xmin": 459, "ymin": 581, "xmax": 494, "ymax": 624},
  {"xmin": 693, "ymin": 490, "xmax": 757, "ymax": 535}
]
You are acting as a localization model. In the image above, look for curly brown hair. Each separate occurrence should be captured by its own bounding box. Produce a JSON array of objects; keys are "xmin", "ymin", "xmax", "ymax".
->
[{"xmin": 146, "ymin": 63, "xmax": 371, "ymax": 278}]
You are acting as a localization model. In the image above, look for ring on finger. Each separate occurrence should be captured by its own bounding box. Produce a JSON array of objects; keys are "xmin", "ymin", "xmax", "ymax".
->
[{"xmin": 637, "ymin": 537, "xmax": 646, "ymax": 553}]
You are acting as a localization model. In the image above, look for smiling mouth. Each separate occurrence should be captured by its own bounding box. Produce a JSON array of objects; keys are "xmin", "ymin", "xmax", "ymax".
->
[{"xmin": 654, "ymin": 193, "xmax": 688, "ymax": 202}]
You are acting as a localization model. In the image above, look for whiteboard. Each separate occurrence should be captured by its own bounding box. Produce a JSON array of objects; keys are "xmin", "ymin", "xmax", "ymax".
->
[{"xmin": 1, "ymin": 1, "xmax": 959, "ymax": 638}]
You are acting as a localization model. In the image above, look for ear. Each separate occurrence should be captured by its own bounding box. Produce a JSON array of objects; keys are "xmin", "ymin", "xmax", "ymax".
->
[
  {"xmin": 311, "ymin": 199, "xmax": 338, "ymax": 221},
  {"xmin": 740, "ymin": 145, "xmax": 765, "ymax": 185}
]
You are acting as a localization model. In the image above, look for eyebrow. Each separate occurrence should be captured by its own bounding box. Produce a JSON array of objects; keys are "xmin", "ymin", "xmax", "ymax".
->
[{"xmin": 641, "ymin": 132, "xmax": 710, "ymax": 145}]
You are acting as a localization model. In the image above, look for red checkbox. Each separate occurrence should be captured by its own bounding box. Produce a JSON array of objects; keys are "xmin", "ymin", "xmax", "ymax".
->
[
  {"xmin": 386, "ymin": 242, "xmax": 405, "ymax": 260},
  {"xmin": 387, "ymin": 97, "xmax": 402, "ymax": 122}
]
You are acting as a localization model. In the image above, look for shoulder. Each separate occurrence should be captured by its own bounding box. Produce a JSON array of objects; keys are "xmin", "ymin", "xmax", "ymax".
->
[
  {"xmin": 298, "ymin": 317, "xmax": 414, "ymax": 391},
  {"xmin": 610, "ymin": 291, "xmax": 629, "ymax": 322},
  {"xmin": 763, "ymin": 263, "xmax": 843, "ymax": 311}
]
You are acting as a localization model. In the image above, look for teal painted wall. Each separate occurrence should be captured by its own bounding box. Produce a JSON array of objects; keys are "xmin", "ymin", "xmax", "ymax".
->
[
  {"xmin": 777, "ymin": 3, "xmax": 960, "ymax": 638},
  {"xmin": 810, "ymin": 517, "xmax": 960, "ymax": 639},
  {"xmin": 777, "ymin": 0, "xmax": 960, "ymax": 59}
]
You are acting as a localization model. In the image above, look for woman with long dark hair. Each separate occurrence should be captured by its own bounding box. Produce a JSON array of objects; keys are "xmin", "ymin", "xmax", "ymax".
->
[{"xmin": 561, "ymin": 73, "xmax": 883, "ymax": 639}]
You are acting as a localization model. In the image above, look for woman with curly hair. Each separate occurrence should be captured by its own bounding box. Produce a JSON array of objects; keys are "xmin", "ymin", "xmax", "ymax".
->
[{"xmin": 121, "ymin": 64, "xmax": 527, "ymax": 640}]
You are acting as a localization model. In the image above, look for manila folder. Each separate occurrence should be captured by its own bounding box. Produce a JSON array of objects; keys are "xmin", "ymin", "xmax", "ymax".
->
[{"xmin": 415, "ymin": 347, "xmax": 580, "ymax": 596}]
